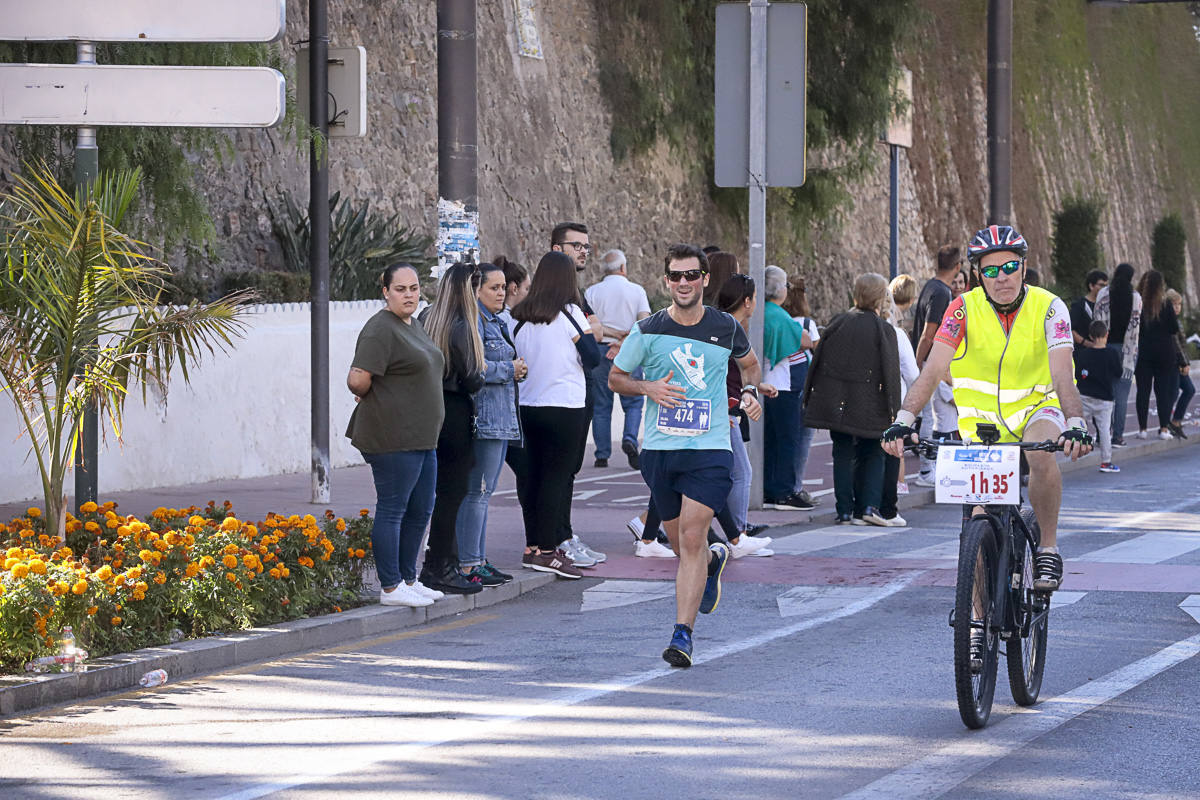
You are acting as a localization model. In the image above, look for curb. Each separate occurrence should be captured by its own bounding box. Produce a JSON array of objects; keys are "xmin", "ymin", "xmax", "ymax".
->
[
  {"xmin": 0, "ymin": 570, "xmax": 555, "ymax": 718},
  {"xmin": 758, "ymin": 428, "xmax": 1199, "ymax": 526}
]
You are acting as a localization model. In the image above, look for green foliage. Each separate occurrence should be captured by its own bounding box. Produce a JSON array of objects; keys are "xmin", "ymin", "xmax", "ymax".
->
[
  {"xmin": 1050, "ymin": 195, "xmax": 1105, "ymax": 299},
  {"xmin": 221, "ymin": 270, "xmax": 311, "ymax": 304},
  {"xmin": 266, "ymin": 191, "xmax": 435, "ymax": 301},
  {"xmin": 1151, "ymin": 213, "xmax": 1188, "ymax": 292},
  {"xmin": 593, "ymin": 0, "xmax": 920, "ymax": 229},
  {"xmin": 0, "ymin": 164, "xmax": 253, "ymax": 535},
  {"xmin": 0, "ymin": 41, "xmax": 316, "ymax": 256}
]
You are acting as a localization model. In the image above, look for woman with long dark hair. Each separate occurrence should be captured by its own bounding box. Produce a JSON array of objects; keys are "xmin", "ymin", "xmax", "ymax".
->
[
  {"xmin": 1133, "ymin": 270, "xmax": 1180, "ymax": 440},
  {"xmin": 345, "ymin": 263, "xmax": 444, "ymax": 607},
  {"xmin": 511, "ymin": 251, "xmax": 601, "ymax": 578},
  {"xmin": 454, "ymin": 262, "xmax": 527, "ymax": 586},
  {"xmin": 419, "ymin": 263, "xmax": 486, "ymax": 594},
  {"xmin": 702, "ymin": 251, "xmax": 741, "ymax": 306},
  {"xmin": 1095, "ymin": 262, "xmax": 1142, "ymax": 445}
]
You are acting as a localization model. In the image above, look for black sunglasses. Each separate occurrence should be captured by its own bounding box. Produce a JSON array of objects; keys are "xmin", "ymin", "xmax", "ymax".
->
[{"xmin": 665, "ymin": 268, "xmax": 707, "ymax": 283}]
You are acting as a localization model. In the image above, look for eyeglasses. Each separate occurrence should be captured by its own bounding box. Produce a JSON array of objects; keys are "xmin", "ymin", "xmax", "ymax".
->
[
  {"xmin": 555, "ymin": 241, "xmax": 592, "ymax": 254},
  {"xmin": 978, "ymin": 260, "xmax": 1022, "ymax": 279},
  {"xmin": 666, "ymin": 269, "xmax": 707, "ymax": 283}
]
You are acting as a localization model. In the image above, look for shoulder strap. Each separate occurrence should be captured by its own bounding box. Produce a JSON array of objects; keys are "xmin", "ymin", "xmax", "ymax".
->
[
  {"xmin": 562, "ymin": 307, "xmax": 586, "ymax": 338},
  {"xmin": 513, "ymin": 320, "xmax": 526, "ymax": 338}
]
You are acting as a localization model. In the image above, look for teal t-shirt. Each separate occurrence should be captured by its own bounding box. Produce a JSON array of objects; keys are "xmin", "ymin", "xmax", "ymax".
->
[{"xmin": 614, "ymin": 307, "xmax": 751, "ymax": 451}]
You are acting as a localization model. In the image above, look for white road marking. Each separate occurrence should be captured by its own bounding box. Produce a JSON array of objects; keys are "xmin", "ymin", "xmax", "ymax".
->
[
  {"xmin": 771, "ymin": 525, "xmax": 897, "ymax": 556},
  {"xmin": 214, "ymin": 573, "xmax": 923, "ymax": 800},
  {"xmin": 610, "ymin": 494, "xmax": 650, "ymax": 504},
  {"xmin": 776, "ymin": 585, "xmax": 892, "ymax": 618},
  {"xmin": 1051, "ymin": 591, "xmax": 1087, "ymax": 609},
  {"xmin": 837, "ymin": 631, "xmax": 1200, "ymax": 800},
  {"xmin": 1076, "ymin": 531, "xmax": 1200, "ymax": 564},
  {"xmin": 571, "ymin": 489, "xmax": 605, "ymax": 501},
  {"xmin": 1180, "ymin": 595, "xmax": 1200, "ymax": 625},
  {"xmin": 888, "ymin": 538, "xmax": 961, "ymax": 561},
  {"xmin": 493, "ymin": 469, "xmax": 641, "ymax": 496},
  {"xmin": 580, "ymin": 580, "xmax": 674, "ymax": 612}
]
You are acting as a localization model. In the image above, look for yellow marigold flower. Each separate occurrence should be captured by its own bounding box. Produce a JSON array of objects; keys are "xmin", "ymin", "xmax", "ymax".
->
[
  {"xmin": 111, "ymin": 616, "xmax": 122, "ymax": 625},
  {"xmin": 102, "ymin": 501, "xmax": 116, "ymax": 511},
  {"xmin": 5, "ymin": 546, "xmax": 20, "ymax": 558},
  {"xmin": 84, "ymin": 521, "xmax": 100, "ymax": 532},
  {"xmin": 188, "ymin": 515, "xmax": 205, "ymax": 527},
  {"xmin": 106, "ymin": 519, "xmax": 120, "ymax": 529},
  {"xmin": 104, "ymin": 510, "xmax": 116, "ymax": 520},
  {"xmin": 72, "ymin": 579, "xmax": 88, "ymax": 595},
  {"xmin": 263, "ymin": 518, "xmax": 278, "ymax": 529},
  {"xmin": 66, "ymin": 520, "xmax": 82, "ymax": 533},
  {"xmin": 11, "ymin": 563, "xmax": 30, "ymax": 579},
  {"xmin": 220, "ymin": 517, "xmax": 240, "ymax": 532},
  {"xmin": 355, "ymin": 549, "xmax": 366, "ymax": 559},
  {"xmin": 226, "ymin": 572, "xmax": 237, "ymax": 582},
  {"xmin": 164, "ymin": 532, "xmax": 180, "ymax": 546},
  {"xmin": 223, "ymin": 543, "xmax": 239, "ymax": 555},
  {"xmin": 96, "ymin": 565, "xmax": 114, "ymax": 581},
  {"xmin": 222, "ymin": 554, "xmax": 238, "ymax": 569},
  {"xmin": 185, "ymin": 562, "xmax": 200, "ymax": 578},
  {"xmin": 131, "ymin": 590, "xmax": 146, "ymax": 601},
  {"xmin": 86, "ymin": 605, "xmax": 98, "ymax": 616},
  {"xmin": 134, "ymin": 581, "xmax": 148, "ymax": 593},
  {"xmin": 335, "ymin": 519, "xmax": 347, "ymax": 532},
  {"xmin": 29, "ymin": 558, "xmax": 47, "ymax": 575},
  {"xmin": 269, "ymin": 567, "xmax": 281, "ymax": 579},
  {"xmin": 80, "ymin": 501, "xmax": 99, "ymax": 513},
  {"xmin": 280, "ymin": 566, "xmax": 290, "ymax": 578},
  {"xmin": 138, "ymin": 549, "xmax": 153, "ymax": 561},
  {"xmin": 245, "ymin": 524, "xmax": 258, "ymax": 537},
  {"xmin": 51, "ymin": 582, "xmax": 67, "ymax": 597},
  {"xmin": 114, "ymin": 573, "xmax": 127, "ymax": 586},
  {"xmin": 27, "ymin": 507, "xmax": 41, "ymax": 518},
  {"xmin": 154, "ymin": 540, "xmax": 168, "ymax": 552},
  {"xmin": 153, "ymin": 572, "xmax": 166, "ymax": 585},
  {"xmin": 58, "ymin": 545, "xmax": 72, "ymax": 557},
  {"xmin": 3, "ymin": 557, "xmax": 18, "ymax": 570},
  {"xmin": 117, "ymin": 525, "xmax": 131, "ymax": 537}
]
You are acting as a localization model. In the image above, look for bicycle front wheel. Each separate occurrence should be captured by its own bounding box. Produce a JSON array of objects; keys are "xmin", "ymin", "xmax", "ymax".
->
[
  {"xmin": 1007, "ymin": 508, "xmax": 1048, "ymax": 706},
  {"xmin": 954, "ymin": 517, "xmax": 1000, "ymax": 729}
]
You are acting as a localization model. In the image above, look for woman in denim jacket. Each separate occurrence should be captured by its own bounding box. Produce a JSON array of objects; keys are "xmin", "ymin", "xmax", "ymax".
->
[{"xmin": 456, "ymin": 261, "xmax": 528, "ymax": 585}]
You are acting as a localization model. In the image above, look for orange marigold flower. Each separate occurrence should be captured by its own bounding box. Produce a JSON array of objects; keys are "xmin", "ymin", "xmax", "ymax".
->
[
  {"xmin": 355, "ymin": 549, "xmax": 366, "ymax": 559},
  {"xmin": 335, "ymin": 519, "xmax": 347, "ymax": 532},
  {"xmin": 84, "ymin": 521, "xmax": 100, "ymax": 532},
  {"xmin": 226, "ymin": 572, "xmax": 237, "ymax": 582},
  {"xmin": 96, "ymin": 565, "xmax": 114, "ymax": 581},
  {"xmin": 27, "ymin": 507, "xmax": 41, "ymax": 518},
  {"xmin": 72, "ymin": 579, "xmax": 88, "ymax": 595},
  {"xmin": 269, "ymin": 567, "xmax": 281, "ymax": 579},
  {"xmin": 138, "ymin": 549, "xmax": 153, "ymax": 561},
  {"xmin": 185, "ymin": 562, "xmax": 200, "ymax": 578},
  {"xmin": 111, "ymin": 616, "xmax": 122, "ymax": 625},
  {"xmin": 106, "ymin": 519, "xmax": 120, "ymax": 529},
  {"xmin": 359, "ymin": 509, "xmax": 370, "ymax": 517},
  {"xmin": 80, "ymin": 501, "xmax": 99, "ymax": 513},
  {"xmin": 153, "ymin": 572, "xmax": 167, "ymax": 585},
  {"xmin": 188, "ymin": 515, "xmax": 205, "ymax": 527},
  {"xmin": 220, "ymin": 517, "xmax": 240, "ymax": 532},
  {"xmin": 86, "ymin": 605, "xmax": 98, "ymax": 615},
  {"xmin": 51, "ymin": 581, "xmax": 68, "ymax": 597},
  {"xmin": 303, "ymin": 514, "xmax": 317, "ymax": 527},
  {"xmin": 222, "ymin": 554, "xmax": 238, "ymax": 569}
]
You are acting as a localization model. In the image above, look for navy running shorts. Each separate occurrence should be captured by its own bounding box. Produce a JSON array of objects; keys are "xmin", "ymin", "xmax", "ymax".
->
[{"xmin": 640, "ymin": 449, "xmax": 734, "ymax": 521}]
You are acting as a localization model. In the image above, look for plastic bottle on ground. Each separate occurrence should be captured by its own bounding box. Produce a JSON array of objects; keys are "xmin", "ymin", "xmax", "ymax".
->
[
  {"xmin": 139, "ymin": 669, "xmax": 168, "ymax": 688},
  {"xmin": 59, "ymin": 626, "xmax": 76, "ymax": 673}
]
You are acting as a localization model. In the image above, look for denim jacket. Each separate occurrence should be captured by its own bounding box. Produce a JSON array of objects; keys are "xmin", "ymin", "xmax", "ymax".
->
[{"xmin": 474, "ymin": 301, "xmax": 521, "ymax": 441}]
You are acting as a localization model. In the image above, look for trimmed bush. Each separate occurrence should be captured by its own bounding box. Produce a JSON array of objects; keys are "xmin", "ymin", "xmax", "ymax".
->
[
  {"xmin": 1050, "ymin": 195, "xmax": 1105, "ymax": 299},
  {"xmin": 1151, "ymin": 212, "xmax": 1188, "ymax": 291}
]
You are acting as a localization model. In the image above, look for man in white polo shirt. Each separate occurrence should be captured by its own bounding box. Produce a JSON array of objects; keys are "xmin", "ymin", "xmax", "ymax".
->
[{"xmin": 586, "ymin": 249, "xmax": 652, "ymax": 468}]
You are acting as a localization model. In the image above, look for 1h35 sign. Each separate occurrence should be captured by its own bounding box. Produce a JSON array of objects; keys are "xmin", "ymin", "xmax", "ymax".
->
[{"xmin": 935, "ymin": 446, "xmax": 1021, "ymax": 505}]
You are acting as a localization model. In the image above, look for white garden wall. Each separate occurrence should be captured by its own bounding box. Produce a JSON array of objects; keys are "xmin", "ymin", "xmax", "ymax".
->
[{"xmin": 0, "ymin": 301, "xmax": 383, "ymax": 504}]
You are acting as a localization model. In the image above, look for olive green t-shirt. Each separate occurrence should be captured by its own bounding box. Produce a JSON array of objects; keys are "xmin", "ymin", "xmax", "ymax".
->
[{"xmin": 346, "ymin": 310, "xmax": 445, "ymax": 453}]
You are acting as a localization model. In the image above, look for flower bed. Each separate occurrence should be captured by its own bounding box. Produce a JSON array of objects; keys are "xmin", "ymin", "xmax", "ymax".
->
[{"xmin": 0, "ymin": 501, "xmax": 374, "ymax": 673}]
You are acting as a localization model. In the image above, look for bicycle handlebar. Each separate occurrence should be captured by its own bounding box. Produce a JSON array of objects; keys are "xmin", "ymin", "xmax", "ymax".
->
[{"xmin": 902, "ymin": 437, "xmax": 1064, "ymax": 457}]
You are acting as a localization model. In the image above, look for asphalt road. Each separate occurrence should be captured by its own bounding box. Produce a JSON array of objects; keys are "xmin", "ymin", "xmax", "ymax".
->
[{"xmin": 3, "ymin": 446, "xmax": 1200, "ymax": 799}]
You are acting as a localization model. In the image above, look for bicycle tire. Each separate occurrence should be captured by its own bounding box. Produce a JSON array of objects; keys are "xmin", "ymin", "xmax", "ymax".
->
[
  {"xmin": 1007, "ymin": 508, "xmax": 1048, "ymax": 706},
  {"xmin": 954, "ymin": 517, "xmax": 1000, "ymax": 729}
]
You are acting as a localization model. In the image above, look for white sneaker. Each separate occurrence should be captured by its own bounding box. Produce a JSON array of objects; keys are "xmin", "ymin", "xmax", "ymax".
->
[
  {"xmin": 1135, "ymin": 430, "xmax": 1148, "ymax": 439},
  {"xmin": 1159, "ymin": 430, "xmax": 1173, "ymax": 440},
  {"xmin": 884, "ymin": 514, "xmax": 907, "ymax": 527},
  {"xmin": 860, "ymin": 509, "xmax": 890, "ymax": 527},
  {"xmin": 850, "ymin": 516, "xmax": 868, "ymax": 526},
  {"xmin": 380, "ymin": 584, "xmax": 433, "ymax": 607},
  {"xmin": 748, "ymin": 548, "xmax": 774, "ymax": 557},
  {"xmin": 912, "ymin": 474, "xmax": 935, "ymax": 488},
  {"xmin": 410, "ymin": 581, "xmax": 444, "ymax": 601},
  {"xmin": 626, "ymin": 516, "xmax": 645, "ymax": 539},
  {"xmin": 562, "ymin": 538, "xmax": 597, "ymax": 567},
  {"xmin": 634, "ymin": 539, "xmax": 676, "ymax": 558},
  {"xmin": 573, "ymin": 535, "xmax": 607, "ymax": 563},
  {"xmin": 729, "ymin": 535, "xmax": 772, "ymax": 559}
]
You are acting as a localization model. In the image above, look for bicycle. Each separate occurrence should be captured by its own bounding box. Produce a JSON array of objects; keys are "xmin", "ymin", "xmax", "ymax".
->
[{"xmin": 906, "ymin": 422, "xmax": 1060, "ymax": 729}]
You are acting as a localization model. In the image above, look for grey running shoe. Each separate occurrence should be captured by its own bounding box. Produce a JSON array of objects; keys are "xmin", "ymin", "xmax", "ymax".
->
[
  {"xmin": 572, "ymin": 535, "xmax": 606, "ymax": 564},
  {"xmin": 561, "ymin": 537, "xmax": 597, "ymax": 567}
]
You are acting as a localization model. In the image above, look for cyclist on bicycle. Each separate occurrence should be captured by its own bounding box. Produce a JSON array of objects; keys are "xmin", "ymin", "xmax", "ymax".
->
[{"xmin": 882, "ymin": 225, "xmax": 1092, "ymax": 592}]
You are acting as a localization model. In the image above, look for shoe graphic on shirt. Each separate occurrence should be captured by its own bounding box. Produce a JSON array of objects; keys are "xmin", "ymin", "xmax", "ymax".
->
[{"xmin": 669, "ymin": 343, "xmax": 707, "ymax": 390}]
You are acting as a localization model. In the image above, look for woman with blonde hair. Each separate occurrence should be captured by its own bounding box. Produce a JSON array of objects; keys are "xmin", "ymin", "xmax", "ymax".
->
[
  {"xmin": 1165, "ymin": 288, "xmax": 1194, "ymax": 437},
  {"xmin": 419, "ymin": 263, "xmax": 487, "ymax": 594},
  {"xmin": 802, "ymin": 273, "xmax": 901, "ymax": 525}
]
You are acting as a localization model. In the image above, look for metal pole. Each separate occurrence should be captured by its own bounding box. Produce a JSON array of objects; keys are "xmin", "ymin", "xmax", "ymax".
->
[
  {"xmin": 73, "ymin": 40, "xmax": 99, "ymax": 509},
  {"xmin": 747, "ymin": 0, "xmax": 768, "ymax": 509},
  {"xmin": 889, "ymin": 144, "xmax": 899, "ymax": 279},
  {"xmin": 437, "ymin": 0, "xmax": 479, "ymax": 273},
  {"xmin": 986, "ymin": 0, "xmax": 1012, "ymax": 225},
  {"xmin": 309, "ymin": 0, "xmax": 331, "ymax": 503}
]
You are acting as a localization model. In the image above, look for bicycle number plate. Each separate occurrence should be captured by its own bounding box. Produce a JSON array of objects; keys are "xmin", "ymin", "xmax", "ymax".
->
[
  {"xmin": 656, "ymin": 398, "xmax": 711, "ymax": 437},
  {"xmin": 934, "ymin": 445, "xmax": 1019, "ymax": 505}
]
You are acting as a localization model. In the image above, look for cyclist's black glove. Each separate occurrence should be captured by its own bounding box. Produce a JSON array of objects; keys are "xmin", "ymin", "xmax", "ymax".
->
[
  {"xmin": 1060, "ymin": 427, "xmax": 1093, "ymax": 447},
  {"xmin": 882, "ymin": 422, "xmax": 916, "ymax": 444}
]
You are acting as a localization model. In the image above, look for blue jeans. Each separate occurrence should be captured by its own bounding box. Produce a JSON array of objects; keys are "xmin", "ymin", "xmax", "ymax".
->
[
  {"xmin": 591, "ymin": 359, "xmax": 644, "ymax": 459},
  {"xmin": 792, "ymin": 423, "xmax": 815, "ymax": 494},
  {"xmin": 1174, "ymin": 373, "xmax": 1195, "ymax": 422},
  {"xmin": 455, "ymin": 438, "xmax": 508, "ymax": 567},
  {"xmin": 763, "ymin": 390, "xmax": 799, "ymax": 500},
  {"xmin": 1109, "ymin": 343, "xmax": 1132, "ymax": 441},
  {"xmin": 728, "ymin": 420, "xmax": 751, "ymax": 532},
  {"xmin": 362, "ymin": 449, "xmax": 437, "ymax": 588}
]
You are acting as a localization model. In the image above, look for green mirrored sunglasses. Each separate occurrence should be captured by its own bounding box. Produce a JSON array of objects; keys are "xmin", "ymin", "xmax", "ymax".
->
[{"xmin": 978, "ymin": 260, "xmax": 1022, "ymax": 279}]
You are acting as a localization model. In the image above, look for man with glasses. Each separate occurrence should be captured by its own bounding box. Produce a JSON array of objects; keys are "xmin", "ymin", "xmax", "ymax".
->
[
  {"xmin": 882, "ymin": 225, "xmax": 1092, "ymax": 593},
  {"xmin": 609, "ymin": 244, "xmax": 764, "ymax": 667}
]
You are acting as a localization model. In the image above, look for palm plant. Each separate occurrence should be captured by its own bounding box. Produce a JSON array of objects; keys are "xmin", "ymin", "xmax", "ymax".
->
[{"xmin": 0, "ymin": 165, "xmax": 252, "ymax": 535}]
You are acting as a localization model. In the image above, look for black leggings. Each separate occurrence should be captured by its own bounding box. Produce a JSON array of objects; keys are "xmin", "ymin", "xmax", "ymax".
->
[
  {"xmin": 427, "ymin": 391, "xmax": 476, "ymax": 563},
  {"xmin": 1135, "ymin": 358, "xmax": 1180, "ymax": 432},
  {"xmin": 520, "ymin": 405, "xmax": 589, "ymax": 551}
]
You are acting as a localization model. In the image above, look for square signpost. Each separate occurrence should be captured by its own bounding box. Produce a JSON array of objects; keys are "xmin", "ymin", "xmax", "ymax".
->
[
  {"xmin": 0, "ymin": 0, "xmax": 288, "ymax": 506},
  {"xmin": 715, "ymin": 1, "xmax": 807, "ymax": 508}
]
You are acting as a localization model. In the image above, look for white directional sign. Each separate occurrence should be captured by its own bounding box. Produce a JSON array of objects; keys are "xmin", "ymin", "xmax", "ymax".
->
[
  {"xmin": 295, "ymin": 46, "xmax": 369, "ymax": 138},
  {"xmin": 0, "ymin": 65, "xmax": 286, "ymax": 127},
  {"xmin": 0, "ymin": 0, "xmax": 286, "ymax": 43}
]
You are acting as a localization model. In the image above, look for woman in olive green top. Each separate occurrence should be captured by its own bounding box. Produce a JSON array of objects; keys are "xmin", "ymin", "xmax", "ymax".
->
[{"xmin": 346, "ymin": 263, "xmax": 446, "ymax": 608}]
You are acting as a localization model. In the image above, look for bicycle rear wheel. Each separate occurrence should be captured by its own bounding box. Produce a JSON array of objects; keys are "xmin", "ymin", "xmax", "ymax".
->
[
  {"xmin": 1007, "ymin": 508, "xmax": 1048, "ymax": 706},
  {"xmin": 954, "ymin": 517, "xmax": 1000, "ymax": 729}
]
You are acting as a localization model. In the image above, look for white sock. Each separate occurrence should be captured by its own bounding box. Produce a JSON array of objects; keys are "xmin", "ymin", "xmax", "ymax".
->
[{"xmin": 1037, "ymin": 546, "xmax": 1059, "ymax": 554}]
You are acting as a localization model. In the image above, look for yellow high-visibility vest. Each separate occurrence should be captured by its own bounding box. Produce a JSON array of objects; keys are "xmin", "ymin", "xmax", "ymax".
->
[{"xmin": 949, "ymin": 286, "xmax": 1061, "ymax": 442}]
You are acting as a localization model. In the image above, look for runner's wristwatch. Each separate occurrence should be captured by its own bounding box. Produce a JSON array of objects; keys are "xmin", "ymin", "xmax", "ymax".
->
[{"xmin": 741, "ymin": 386, "xmax": 759, "ymax": 399}]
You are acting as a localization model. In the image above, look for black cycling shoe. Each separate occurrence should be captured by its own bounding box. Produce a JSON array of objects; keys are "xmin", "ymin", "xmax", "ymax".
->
[
  {"xmin": 969, "ymin": 631, "xmax": 986, "ymax": 674},
  {"xmin": 1033, "ymin": 550, "xmax": 1063, "ymax": 592}
]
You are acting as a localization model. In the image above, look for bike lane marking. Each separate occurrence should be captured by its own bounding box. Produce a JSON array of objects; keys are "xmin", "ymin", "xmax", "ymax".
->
[
  {"xmin": 212, "ymin": 572, "xmax": 924, "ymax": 800},
  {"xmin": 836, "ymin": 631, "xmax": 1200, "ymax": 800}
]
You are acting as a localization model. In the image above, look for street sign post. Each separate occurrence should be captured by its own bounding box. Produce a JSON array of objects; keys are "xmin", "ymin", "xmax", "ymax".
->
[
  {"xmin": 0, "ymin": 0, "xmax": 286, "ymax": 43},
  {"xmin": 0, "ymin": 64, "xmax": 286, "ymax": 127},
  {"xmin": 882, "ymin": 68, "xmax": 913, "ymax": 279},
  {"xmin": 715, "ymin": 1, "xmax": 807, "ymax": 509}
]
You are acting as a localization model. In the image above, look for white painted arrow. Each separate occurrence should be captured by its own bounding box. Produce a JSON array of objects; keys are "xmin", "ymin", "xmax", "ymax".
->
[
  {"xmin": 571, "ymin": 489, "xmax": 605, "ymax": 501},
  {"xmin": 1180, "ymin": 595, "xmax": 1200, "ymax": 625},
  {"xmin": 777, "ymin": 585, "xmax": 891, "ymax": 618},
  {"xmin": 581, "ymin": 580, "xmax": 674, "ymax": 613},
  {"xmin": 1051, "ymin": 591, "xmax": 1087, "ymax": 609}
]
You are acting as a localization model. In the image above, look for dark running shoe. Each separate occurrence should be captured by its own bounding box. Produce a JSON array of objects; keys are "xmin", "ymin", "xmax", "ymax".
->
[
  {"xmin": 662, "ymin": 623, "xmax": 693, "ymax": 668},
  {"xmin": 746, "ymin": 523, "xmax": 770, "ymax": 537},
  {"xmin": 481, "ymin": 561, "xmax": 513, "ymax": 583},
  {"xmin": 969, "ymin": 630, "xmax": 986, "ymax": 674},
  {"xmin": 699, "ymin": 542, "xmax": 730, "ymax": 614},
  {"xmin": 594, "ymin": 458, "xmax": 609, "ymax": 468},
  {"xmin": 528, "ymin": 549, "xmax": 583, "ymax": 579},
  {"xmin": 1033, "ymin": 550, "xmax": 1064, "ymax": 592},
  {"xmin": 420, "ymin": 560, "xmax": 483, "ymax": 595},
  {"xmin": 467, "ymin": 565, "xmax": 506, "ymax": 587},
  {"xmin": 621, "ymin": 438, "xmax": 641, "ymax": 470}
]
